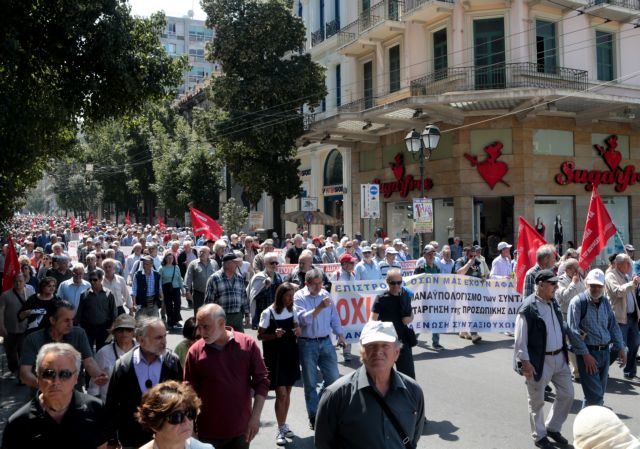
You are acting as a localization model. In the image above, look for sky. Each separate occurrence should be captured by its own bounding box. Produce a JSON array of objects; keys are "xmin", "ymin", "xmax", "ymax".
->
[{"xmin": 128, "ymin": 0, "xmax": 207, "ymax": 20}]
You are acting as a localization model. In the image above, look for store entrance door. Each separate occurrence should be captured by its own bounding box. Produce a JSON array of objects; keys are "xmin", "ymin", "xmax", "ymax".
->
[{"xmin": 473, "ymin": 196, "xmax": 514, "ymax": 264}]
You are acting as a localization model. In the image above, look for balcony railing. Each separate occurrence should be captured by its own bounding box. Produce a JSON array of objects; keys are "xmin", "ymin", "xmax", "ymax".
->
[
  {"xmin": 325, "ymin": 19, "xmax": 341, "ymax": 39},
  {"xmin": 410, "ymin": 62, "xmax": 589, "ymax": 96},
  {"xmin": 338, "ymin": 97, "xmax": 375, "ymax": 113},
  {"xmin": 338, "ymin": 0, "xmax": 404, "ymax": 48},
  {"xmin": 311, "ymin": 28, "xmax": 325, "ymax": 46},
  {"xmin": 404, "ymin": 0, "xmax": 454, "ymax": 13},
  {"xmin": 303, "ymin": 113, "xmax": 316, "ymax": 131},
  {"xmin": 588, "ymin": 0, "xmax": 640, "ymax": 9}
]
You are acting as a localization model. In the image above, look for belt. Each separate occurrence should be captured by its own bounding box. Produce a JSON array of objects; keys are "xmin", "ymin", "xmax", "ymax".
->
[
  {"xmin": 299, "ymin": 336, "xmax": 329, "ymax": 341},
  {"xmin": 545, "ymin": 348, "xmax": 563, "ymax": 356},
  {"xmin": 587, "ymin": 343, "xmax": 610, "ymax": 351}
]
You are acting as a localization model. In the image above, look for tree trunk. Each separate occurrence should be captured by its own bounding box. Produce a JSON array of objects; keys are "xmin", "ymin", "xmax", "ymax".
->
[{"xmin": 272, "ymin": 195, "xmax": 283, "ymax": 237}]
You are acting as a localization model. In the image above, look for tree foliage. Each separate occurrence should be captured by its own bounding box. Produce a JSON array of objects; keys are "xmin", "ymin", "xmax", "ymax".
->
[
  {"xmin": 0, "ymin": 1, "xmax": 185, "ymax": 222},
  {"xmin": 199, "ymin": 0, "xmax": 327, "ymax": 232},
  {"xmin": 220, "ymin": 198, "xmax": 249, "ymax": 235}
]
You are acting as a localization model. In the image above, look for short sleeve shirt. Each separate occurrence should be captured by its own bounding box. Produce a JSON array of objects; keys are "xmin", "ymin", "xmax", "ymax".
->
[
  {"xmin": 21, "ymin": 327, "xmax": 93, "ymax": 367},
  {"xmin": 285, "ymin": 247, "xmax": 303, "ymax": 264},
  {"xmin": 258, "ymin": 305, "xmax": 296, "ymax": 329},
  {"xmin": 371, "ymin": 291, "xmax": 412, "ymax": 339}
]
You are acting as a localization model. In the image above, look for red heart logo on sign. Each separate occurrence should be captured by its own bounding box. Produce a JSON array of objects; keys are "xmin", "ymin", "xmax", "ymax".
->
[
  {"xmin": 390, "ymin": 153, "xmax": 405, "ymax": 181},
  {"xmin": 601, "ymin": 149, "xmax": 621, "ymax": 171},
  {"xmin": 477, "ymin": 160, "xmax": 509, "ymax": 189}
]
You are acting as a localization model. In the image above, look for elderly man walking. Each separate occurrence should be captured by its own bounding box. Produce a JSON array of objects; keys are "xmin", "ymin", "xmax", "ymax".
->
[
  {"xmin": 315, "ymin": 320, "xmax": 425, "ymax": 449},
  {"xmin": 185, "ymin": 247, "xmax": 218, "ymax": 314},
  {"xmin": 293, "ymin": 268, "xmax": 346, "ymax": 430},
  {"xmin": 514, "ymin": 270, "xmax": 574, "ymax": 449},
  {"xmin": 205, "ymin": 252, "xmax": 250, "ymax": 332}
]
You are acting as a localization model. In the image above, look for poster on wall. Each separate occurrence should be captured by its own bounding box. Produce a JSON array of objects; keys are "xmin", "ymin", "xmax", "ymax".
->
[
  {"xmin": 413, "ymin": 198, "xmax": 433, "ymax": 233},
  {"xmin": 360, "ymin": 183, "xmax": 380, "ymax": 219}
]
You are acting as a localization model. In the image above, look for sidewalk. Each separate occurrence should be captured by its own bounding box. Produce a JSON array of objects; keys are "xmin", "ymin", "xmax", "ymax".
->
[{"xmin": 0, "ymin": 344, "xmax": 32, "ymax": 438}]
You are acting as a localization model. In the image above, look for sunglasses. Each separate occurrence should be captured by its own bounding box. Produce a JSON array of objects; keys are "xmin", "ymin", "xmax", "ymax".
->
[
  {"xmin": 166, "ymin": 408, "xmax": 197, "ymax": 425},
  {"xmin": 388, "ymin": 281, "xmax": 403, "ymax": 286},
  {"xmin": 89, "ymin": 278, "xmax": 100, "ymax": 282},
  {"xmin": 40, "ymin": 368, "xmax": 76, "ymax": 381}
]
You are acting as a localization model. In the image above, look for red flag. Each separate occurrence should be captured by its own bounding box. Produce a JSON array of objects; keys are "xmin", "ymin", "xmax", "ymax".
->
[
  {"xmin": 70, "ymin": 215, "xmax": 76, "ymax": 230},
  {"xmin": 190, "ymin": 207, "xmax": 223, "ymax": 240},
  {"xmin": 87, "ymin": 213, "xmax": 93, "ymax": 228},
  {"xmin": 2, "ymin": 236, "xmax": 21, "ymax": 292},
  {"xmin": 125, "ymin": 209, "xmax": 131, "ymax": 225},
  {"xmin": 579, "ymin": 187, "xmax": 617, "ymax": 270},
  {"xmin": 32, "ymin": 217, "xmax": 36, "ymax": 229},
  {"xmin": 158, "ymin": 215, "xmax": 166, "ymax": 232},
  {"xmin": 515, "ymin": 217, "xmax": 548, "ymax": 294}
]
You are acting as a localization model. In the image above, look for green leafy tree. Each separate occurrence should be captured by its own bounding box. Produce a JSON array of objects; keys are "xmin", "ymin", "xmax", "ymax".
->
[
  {"xmin": 50, "ymin": 160, "xmax": 102, "ymax": 219},
  {"xmin": 220, "ymin": 198, "xmax": 249, "ymax": 235},
  {"xmin": 200, "ymin": 0, "xmax": 326, "ymax": 234},
  {"xmin": 0, "ymin": 1, "xmax": 185, "ymax": 222}
]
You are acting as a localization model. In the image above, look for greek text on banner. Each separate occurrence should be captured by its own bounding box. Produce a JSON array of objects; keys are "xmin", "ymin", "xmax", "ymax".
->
[{"xmin": 330, "ymin": 274, "xmax": 523, "ymax": 342}]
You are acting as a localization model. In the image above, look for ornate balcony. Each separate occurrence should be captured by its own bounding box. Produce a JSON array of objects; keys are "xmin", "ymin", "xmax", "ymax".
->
[
  {"xmin": 338, "ymin": 0, "xmax": 405, "ymax": 56},
  {"xmin": 403, "ymin": 0, "xmax": 454, "ymax": 24},
  {"xmin": 587, "ymin": 0, "xmax": 640, "ymax": 21},
  {"xmin": 311, "ymin": 28, "xmax": 325, "ymax": 47},
  {"xmin": 325, "ymin": 19, "xmax": 341, "ymax": 39}
]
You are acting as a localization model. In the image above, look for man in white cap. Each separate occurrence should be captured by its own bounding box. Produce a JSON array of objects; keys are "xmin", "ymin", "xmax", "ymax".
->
[
  {"xmin": 490, "ymin": 242, "xmax": 513, "ymax": 279},
  {"xmin": 392, "ymin": 239, "xmax": 407, "ymax": 262},
  {"xmin": 378, "ymin": 247, "xmax": 401, "ymax": 278},
  {"xmin": 568, "ymin": 268, "xmax": 626, "ymax": 408},
  {"xmin": 315, "ymin": 321, "xmax": 425, "ymax": 449}
]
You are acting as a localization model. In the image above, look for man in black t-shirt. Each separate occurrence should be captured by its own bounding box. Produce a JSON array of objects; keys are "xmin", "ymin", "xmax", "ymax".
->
[
  {"xmin": 285, "ymin": 234, "xmax": 305, "ymax": 264},
  {"xmin": 369, "ymin": 268, "xmax": 415, "ymax": 379}
]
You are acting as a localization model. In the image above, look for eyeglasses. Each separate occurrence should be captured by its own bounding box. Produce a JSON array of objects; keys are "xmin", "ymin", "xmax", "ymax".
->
[
  {"xmin": 165, "ymin": 408, "xmax": 197, "ymax": 425},
  {"xmin": 89, "ymin": 278, "xmax": 100, "ymax": 282},
  {"xmin": 268, "ymin": 261, "xmax": 279, "ymax": 265},
  {"xmin": 40, "ymin": 368, "xmax": 76, "ymax": 381},
  {"xmin": 388, "ymin": 281, "xmax": 403, "ymax": 286}
]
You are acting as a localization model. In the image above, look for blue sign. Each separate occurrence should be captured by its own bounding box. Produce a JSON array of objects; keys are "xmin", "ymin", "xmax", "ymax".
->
[{"xmin": 369, "ymin": 185, "xmax": 379, "ymax": 196}]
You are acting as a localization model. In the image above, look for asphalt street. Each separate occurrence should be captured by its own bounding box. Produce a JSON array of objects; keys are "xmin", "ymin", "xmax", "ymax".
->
[{"xmin": 1, "ymin": 303, "xmax": 638, "ymax": 449}]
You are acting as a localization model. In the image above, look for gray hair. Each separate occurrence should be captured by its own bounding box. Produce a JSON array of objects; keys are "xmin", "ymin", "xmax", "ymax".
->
[
  {"xmin": 102, "ymin": 257, "xmax": 117, "ymax": 268},
  {"xmin": 213, "ymin": 240, "xmax": 227, "ymax": 251},
  {"xmin": 264, "ymin": 252, "xmax": 280, "ymax": 264},
  {"xmin": 299, "ymin": 250, "xmax": 313, "ymax": 261},
  {"xmin": 615, "ymin": 253, "xmax": 631, "ymax": 265},
  {"xmin": 564, "ymin": 248, "xmax": 579, "ymax": 260},
  {"xmin": 386, "ymin": 268, "xmax": 402, "ymax": 281},
  {"xmin": 36, "ymin": 342, "xmax": 81, "ymax": 374},
  {"xmin": 563, "ymin": 259, "xmax": 579, "ymax": 271},
  {"xmin": 135, "ymin": 316, "xmax": 165, "ymax": 339},
  {"xmin": 85, "ymin": 253, "xmax": 97, "ymax": 262},
  {"xmin": 71, "ymin": 262, "xmax": 85, "ymax": 272},
  {"xmin": 536, "ymin": 244, "xmax": 556, "ymax": 263},
  {"xmin": 305, "ymin": 268, "xmax": 324, "ymax": 283}
]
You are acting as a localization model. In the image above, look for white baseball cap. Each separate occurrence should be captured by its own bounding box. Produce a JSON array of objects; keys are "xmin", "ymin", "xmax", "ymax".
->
[
  {"xmin": 385, "ymin": 247, "xmax": 398, "ymax": 255},
  {"xmin": 585, "ymin": 269, "xmax": 605, "ymax": 286},
  {"xmin": 359, "ymin": 321, "xmax": 398, "ymax": 346},
  {"xmin": 497, "ymin": 242, "xmax": 512, "ymax": 251}
]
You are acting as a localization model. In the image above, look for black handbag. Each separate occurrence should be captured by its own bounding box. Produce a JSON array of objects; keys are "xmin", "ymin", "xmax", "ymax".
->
[{"xmin": 404, "ymin": 326, "xmax": 418, "ymax": 347}]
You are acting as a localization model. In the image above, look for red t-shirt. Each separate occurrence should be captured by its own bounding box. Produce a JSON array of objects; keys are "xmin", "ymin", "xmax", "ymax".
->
[{"xmin": 184, "ymin": 329, "xmax": 270, "ymax": 440}]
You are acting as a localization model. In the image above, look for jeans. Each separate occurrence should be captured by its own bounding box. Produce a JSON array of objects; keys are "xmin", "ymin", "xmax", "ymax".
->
[
  {"xmin": 619, "ymin": 317, "xmax": 640, "ymax": 377},
  {"xmin": 298, "ymin": 337, "xmax": 340, "ymax": 420},
  {"xmin": 577, "ymin": 348, "xmax": 610, "ymax": 407},
  {"xmin": 82, "ymin": 323, "xmax": 110, "ymax": 352},
  {"xmin": 432, "ymin": 333, "xmax": 440, "ymax": 345}
]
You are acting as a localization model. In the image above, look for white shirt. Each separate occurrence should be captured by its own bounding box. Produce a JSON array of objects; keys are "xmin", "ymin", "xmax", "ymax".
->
[
  {"xmin": 514, "ymin": 296, "xmax": 564, "ymax": 362},
  {"xmin": 490, "ymin": 256, "xmax": 513, "ymax": 279},
  {"xmin": 259, "ymin": 305, "xmax": 296, "ymax": 329},
  {"xmin": 102, "ymin": 274, "xmax": 133, "ymax": 309},
  {"xmin": 88, "ymin": 341, "xmax": 135, "ymax": 401}
]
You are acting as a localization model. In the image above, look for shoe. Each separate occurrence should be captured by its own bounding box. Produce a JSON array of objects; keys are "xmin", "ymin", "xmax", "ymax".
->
[
  {"xmin": 534, "ymin": 436, "xmax": 555, "ymax": 449},
  {"xmin": 546, "ymin": 430, "xmax": 568, "ymax": 445},
  {"xmin": 309, "ymin": 417, "xmax": 315, "ymax": 430},
  {"xmin": 471, "ymin": 335, "xmax": 482, "ymax": 343},
  {"xmin": 343, "ymin": 353, "xmax": 352, "ymax": 362},
  {"xmin": 432, "ymin": 343, "xmax": 444, "ymax": 351},
  {"xmin": 459, "ymin": 332, "xmax": 471, "ymax": 339},
  {"xmin": 174, "ymin": 322, "xmax": 183, "ymax": 328},
  {"xmin": 282, "ymin": 423, "xmax": 294, "ymax": 438},
  {"xmin": 624, "ymin": 373, "xmax": 633, "ymax": 379},
  {"xmin": 276, "ymin": 429, "xmax": 286, "ymax": 446},
  {"xmin": 545, "ymin": 385, "xmax": 553, "ymax": 393}
]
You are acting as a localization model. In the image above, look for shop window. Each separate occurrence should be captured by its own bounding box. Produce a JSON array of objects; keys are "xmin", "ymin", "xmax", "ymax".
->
[
  {"xmin": 533, "ymin": 129, "xmax": 574, "ymax": 156},
  {"xmin": 433, "ymin": 198, "xmax": 454, "ymax": 247},
  {"xmin": 469, "ymin": 129, "xmax": 512, "ymax": 155},
  {"xmin": 534, "ymin": 196, "xmax": 574, "ymax": 256},
  {"xmin": 595, "ymin": 196, "xmax": 629, "ymax": 267},
  {"xmin": 323, "ymin": 149, "xmax": 343, "ymax": 186},
  {"xmin": 382, "ymin": 143, "xmax": 411, "ymax": 168},
  {"xmin": 336, "ymin": 64, "xmax": 341, "ymax": 107},
  {"xmin": 363, "ymin": 61, "xmax": 374, "ymax": 109},
  {"xmin": 592, "ymin": 133, "xmax": 629, "ymax": 160}
]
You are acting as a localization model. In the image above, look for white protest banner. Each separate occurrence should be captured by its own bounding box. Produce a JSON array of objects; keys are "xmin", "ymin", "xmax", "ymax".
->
[
  {"xmin": 331, "ymin": 274, "xmax": 522, "ymax": 342},
  {"xmin": 67, "ymin": 241, "xmax": 78, "ymax": 262},
  {"xmin": 399, "ymin": 260, "xmax": 416, "ymax": 277},
  {"xmin": 276, "ymin": 263, "xmax": 341, "ymax": 281}
]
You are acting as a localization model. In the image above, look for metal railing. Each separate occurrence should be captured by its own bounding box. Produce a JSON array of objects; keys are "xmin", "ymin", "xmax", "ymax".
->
[
  {"xmin": 337, "ymin": 0, "xmax": 404, "ymax": 48},
  {"xmin": 410, "ymin": 62, "xmax": 588, "ymax": 96},
  {"xmin": 303, "ymin": 113, "xmax": 316, "ymax": 131},
  {"xmin": 404, "ymin": 0, "xmax": 454, "ymax": 14},
  {"xmin": 311, "ymin": 28, "xmax": 325, "ymax": 47},
  {"xmin": 588, "ymin": 0, "xmax": 640, "ymax": 9},
  {"xmin": 325, "ymin": 19, "xmax": 341, "ymax": 39},
  {"xmin": 337, "ymin": 97, "xmax": 375, "ymax": 113}
]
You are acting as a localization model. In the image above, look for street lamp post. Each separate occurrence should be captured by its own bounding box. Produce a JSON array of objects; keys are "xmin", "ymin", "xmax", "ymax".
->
[{"xmin": 404, "ymin": 124, "xmax": 441, "ymax": 251}]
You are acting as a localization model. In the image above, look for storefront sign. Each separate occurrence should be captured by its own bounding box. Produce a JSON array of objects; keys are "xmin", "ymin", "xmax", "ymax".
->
[
  {"xmin": 372, "ymin": 153, "xmax": 433, "ymax": 198},
  {"xmin": 555, "ymin": 135, "xmax": 637, "ymax": 192},
  {"xmin": 464, "ymin": 141, "xmax": 510, "ymax": 189},
  {"xmin": 298, "ymin": 167, "xmax": 311, "ymax": 177},
  {"xmin": 323, "ymin": 185, "xmax": 346, "ymax": 195}
]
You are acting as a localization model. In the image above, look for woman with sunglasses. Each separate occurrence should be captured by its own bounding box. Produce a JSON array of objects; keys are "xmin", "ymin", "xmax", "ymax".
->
[
  {"xmin": 136, "ymin": 380, "xmax": 213, "ymax": 449},
  {"xmin": 37, "ymin": 253, "xmax": 53, "ymax": 281},
  {"xmin": 248, "ymin": 252, "xmax": 284, "ymax": 330},
  {"xmin": 257, "ymin": 282, "xmax": 301, "ymax": 446}
]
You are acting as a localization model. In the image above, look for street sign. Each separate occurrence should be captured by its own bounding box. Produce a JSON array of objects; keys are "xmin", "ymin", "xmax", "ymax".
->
[
  {"xmin": 360, "ymin": 184, "xmax": 380, "ymax": 219},
  {"xmin": 301, "ymin": 197, "xmax": 318, "ymax": 212},
  {"xmin": 413, "ymin": 198, "xmax": 433, "ymax": 233}
]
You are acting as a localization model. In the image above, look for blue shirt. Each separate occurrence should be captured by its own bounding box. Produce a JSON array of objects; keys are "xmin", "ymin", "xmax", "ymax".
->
[
  {"xmin": 355, "ymin": 260, "xmax": 382, "ymax": 280},
  {"xmin": 132, "ymin": 347, "xmax": 164, "ymax": 394},
  {"xmin": 435, "ymin": 257, "xmax": 455, "ymax": 274},
  {"xmin": 57, "ymin": 279, "xmax": 91, "ymax": 310},
  {"xmin": 567, "ymin": 293, "xmax": 624, "ymax": 355},
  {"xmin": 131, "ymin": 271, "xmax": 157, "ymax": 297},
  {"xmin": 293, "ymin": 286, "xmax": 343, "ymax": 338}
]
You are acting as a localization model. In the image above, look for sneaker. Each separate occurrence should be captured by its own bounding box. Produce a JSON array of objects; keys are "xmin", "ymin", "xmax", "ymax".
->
[
  {"xmin": 459, "ymin": 332, "xmax": 471, "ymax": 339},
  {"xmin": 282, "ymin": 424, "xmax": 295, "ymax": 438},
  {"xmin": 471, "ymin": 334, "xmax": 482, "ymax": 343},
  {"xmin": 432, "ymin": 343, "xmax": 444, "ymax": 351},
  {"xmin": 276, "ymin": 430, "xmax": 286, "ymax": 446}
]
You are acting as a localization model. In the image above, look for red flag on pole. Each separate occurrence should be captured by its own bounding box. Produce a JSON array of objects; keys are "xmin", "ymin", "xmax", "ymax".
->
[
  {"xmin": 579, "ymin": 187, "xmax": 617, "ymax": 270},
  {"xmin": 515, "ymin": 217, "xmax": 548, "ymax": 294},
  {"xmin": 190, "ymin": 207, "xmax": 224, "ymax": 241},
  {"xmin": 87, "ymin": 214, "xmax": 93, "ymax": 228},
  {"xmin": 70, "ymin": 215, "xmax": 76, "ymax": 230},
  {"xmin": 2, "ymin": 236, "xmax": 21, "ymax": 292},
  {"xmin": 125, "ymin": 209, "xmax": 131, "ymax": 226},
  {"xmin": 158, "ymin": 215, "xmax": 166, "ymax": 232}
]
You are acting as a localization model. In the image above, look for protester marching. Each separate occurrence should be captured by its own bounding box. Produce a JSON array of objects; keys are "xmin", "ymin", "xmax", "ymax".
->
[{"xmin": 0, "ymin": 189, "xmax": 639, "ymax": 449}]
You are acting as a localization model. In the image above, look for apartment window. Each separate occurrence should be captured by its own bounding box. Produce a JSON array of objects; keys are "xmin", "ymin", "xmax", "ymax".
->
[
  {"xmin": 596, "ymin": 31, "xmax": 614, "ymax": 82},
  {"xmin": 188, "ymin": 67, "xmax": 206, "ymax": 84},
  {"xmin": 335, "ymin": 0, "xmax": 340, "ymax": 23},
  {"xmin": 336, "ymin": 64, "xmax": 341, "ymax": 107},
  {"xmin": 189, "ymin": 49, "xmax": 205, "ymax": 62},
  {"xmin": 433, "ymin": 28, "xmax": 448, "ymax": 77},
  {"xmin": 364, "ymin": 61, "xmax": 373, "ymax": 109},
  {"xmin": 164, "ymin": 43, "xmax": 176, "ymax": 54},
  {"xmin": 166, "ymin": 23, "xmax": 176, "ymax": 35},
  {"xmin": 474, "ymin": 18, "xmax": 505, "ymax": 89},
  {"xmin": 189, "ymin": 26, "xmax": 214, "ymax": 42},
  {"xmin": 536, "ymin": 20, "xmax": 557, "ymax": 74},
  {"xmin": 322, "ymin": 98, "xmax": 326, "ymax": 113},
  {"xmin": 389, "ymin": 45, "xmax": 400, "ymax": 93},
  {"xmin": 362, "ymin": 0, "xmax": 370, "ymax": 11}
]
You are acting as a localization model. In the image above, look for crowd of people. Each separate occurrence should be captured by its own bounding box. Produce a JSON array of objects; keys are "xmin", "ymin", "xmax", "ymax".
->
[{"xmin": 0, "ymin": 215, "xmax": 638, "ymax": 448}]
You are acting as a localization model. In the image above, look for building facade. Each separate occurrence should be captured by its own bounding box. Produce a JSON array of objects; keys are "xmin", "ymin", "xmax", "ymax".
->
[
  {"xmin": 293, "ymin": 0, "xmax": 640, "ymax": 262},
  {"xmin": 160, "ymin": 15, "xmax": 219, "ymax": 95}
]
